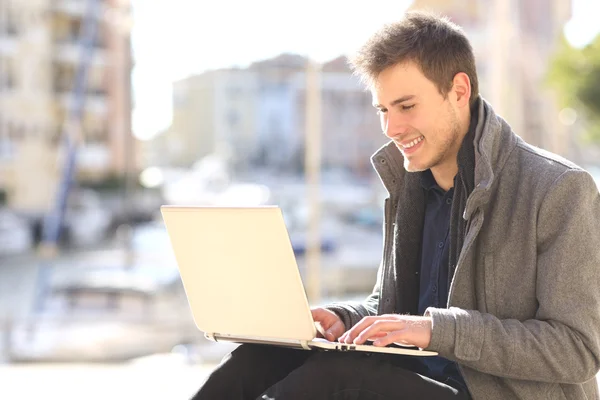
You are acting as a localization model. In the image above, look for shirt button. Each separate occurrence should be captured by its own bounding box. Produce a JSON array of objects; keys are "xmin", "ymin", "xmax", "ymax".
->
[
  {"xmin": 446, "ymin": 198, "xmax": 452, "ymax": 205},
  {"xmin": 432, "ymin": 285, "xmax": 438, "ymax": 293},
  {"xmin": 438, "ymin": 242, "xmax": 444, "ymax": 248}
]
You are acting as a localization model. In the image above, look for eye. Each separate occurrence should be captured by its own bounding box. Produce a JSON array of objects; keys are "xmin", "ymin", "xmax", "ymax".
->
[
  {"xmin": 376, "ymin": 109, "xmax": 387, "ymax": 116},
  {"xmin": 401, "ymin": 105, "xmax": 415, "ymax": 111}
]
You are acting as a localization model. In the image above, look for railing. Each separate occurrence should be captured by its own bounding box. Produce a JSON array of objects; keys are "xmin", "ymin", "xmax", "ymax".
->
[{"xmin": 53, "ymin": 42, "xmax": 107, "ymax": 64}]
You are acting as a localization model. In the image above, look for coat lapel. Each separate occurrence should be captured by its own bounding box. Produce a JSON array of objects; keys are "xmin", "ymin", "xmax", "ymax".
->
[{"xmin": 391, "ymin": 171, "xmax": 425, "ymax": 315}]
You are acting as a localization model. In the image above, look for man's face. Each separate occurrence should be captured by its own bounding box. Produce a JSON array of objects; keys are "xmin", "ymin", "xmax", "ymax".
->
[{"xmin": 372, "ymin": 61, "xmax": 463, "ymax": 173}]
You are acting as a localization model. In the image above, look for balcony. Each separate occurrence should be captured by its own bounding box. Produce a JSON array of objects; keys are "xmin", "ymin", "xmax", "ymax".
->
[
  {"xmin": 0, "ymin": 37, "xmax": 18, "ymax": 56},
  {"xmin": 0, "ymin": 155, "xmax": 16, "ymax": 191},
  {"xmin": 53, "ymin": 41, "xmax": 107, "ymax": 65},
  {"xmin": 51, "ymin": 0, "xmax": 106, "ymax": 17},
  {"xmin": 58, "ymin": 92, "xmax": 108, "ymax": 115},
  {"xmin": 77, "ymin": 143, "xmax": 111, "ymax": 171}
]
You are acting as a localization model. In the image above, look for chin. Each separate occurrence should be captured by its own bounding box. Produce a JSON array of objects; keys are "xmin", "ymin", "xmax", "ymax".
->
[{"xmin": 403, "ymin": 159, "xmax": 428, "ymax": 173}]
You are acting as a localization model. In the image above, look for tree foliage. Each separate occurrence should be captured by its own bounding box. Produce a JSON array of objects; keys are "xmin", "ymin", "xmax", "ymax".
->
[{"xmin": 547, "ymin": 34, "xmax": 600, "ymax": 141}]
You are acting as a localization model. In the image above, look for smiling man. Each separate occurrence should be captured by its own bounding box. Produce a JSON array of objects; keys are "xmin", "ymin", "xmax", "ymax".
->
[{"xmin": 192, "ymin": 11, "xmax": 600, "ymax": 400}]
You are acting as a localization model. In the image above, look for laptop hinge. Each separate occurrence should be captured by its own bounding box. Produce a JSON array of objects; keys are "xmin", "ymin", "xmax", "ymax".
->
[
  {"xmin": 205, "ymin": 332, "xmax": 217, "ymax": 342},
  {"xmin": 300, "ymin": 340, "xmax": 310, "ymax": 350},
  {"xmin": 207, "ymin": 333, "xmax": 310, "ymax": 350}
]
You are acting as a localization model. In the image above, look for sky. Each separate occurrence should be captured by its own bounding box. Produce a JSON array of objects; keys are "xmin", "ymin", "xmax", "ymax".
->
[{"xmin": 130, "ymin": 0, "xmax": 600, "ymax": 141}]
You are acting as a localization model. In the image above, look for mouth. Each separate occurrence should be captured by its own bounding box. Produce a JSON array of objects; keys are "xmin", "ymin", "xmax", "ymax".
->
[{"xmin": 398, "ymin": 135, "xmax": 424, "ymax": 154}]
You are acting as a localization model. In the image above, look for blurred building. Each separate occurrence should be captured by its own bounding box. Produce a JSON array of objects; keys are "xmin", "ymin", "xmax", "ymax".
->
[
  {"xmin": 159, "ymin": 67, "xmax": 259, "ymax": 169},
  {"xmin": 0, "ymin": 0, "xmax": 133, "ymax": 212},
  {"xmin": 410, "ymin": 0, "xmax": 571, "ymax": 155},
  {"xmin": 147, "ymin": 53, "xmax": 384, "ymax": 177},
  {"xmin": 250, "ymin": 54, "xmax": 305, "ymax": 171},
  {"xmin": 303, "ymin": 56, "xmax": 385, "ymax": 177}
]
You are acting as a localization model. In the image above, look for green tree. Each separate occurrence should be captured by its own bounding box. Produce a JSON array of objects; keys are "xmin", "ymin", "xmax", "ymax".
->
[{"xmin": 547, "ymin": 34, "xmax": 600, "ymax": 141}]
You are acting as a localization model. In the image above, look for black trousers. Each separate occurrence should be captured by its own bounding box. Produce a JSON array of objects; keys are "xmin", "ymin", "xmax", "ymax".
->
[{"xmin": 192, "ymin": 344, "xmax": 471, "ymax": 400}]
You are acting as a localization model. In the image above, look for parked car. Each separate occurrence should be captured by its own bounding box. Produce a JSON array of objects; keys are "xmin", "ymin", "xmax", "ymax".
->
[
  {"xmin": 63, "ymin": 189, "xmax": 112, "ymax": 247},
  {"xmin": 5, "ymin": 246, "xmax": 200, "ymax": 363},
  {"xmin": 0, "ymin": 209, "xmax": 33, "ymax": 257}
]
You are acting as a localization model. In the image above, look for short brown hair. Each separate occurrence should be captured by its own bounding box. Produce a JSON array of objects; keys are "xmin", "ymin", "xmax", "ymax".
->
[{"xmin": 349, "ymin": 11, "xmax": 479, "ymax": 106}]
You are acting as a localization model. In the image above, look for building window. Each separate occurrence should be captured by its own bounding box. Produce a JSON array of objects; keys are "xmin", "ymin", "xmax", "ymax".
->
[
  {"xmin": 0, "ymin": 118, "xmax": 13, "ymax": 158},
  {"xmin": 7, "ymin": 122, "xmax": 24, "ymax": 141},
  {"xmin": 227, "ymin": 86, "xmax": 242, "ymax": 99},
  {"xmin": 5, "ymin": 10, "xmax": 18, "ymax": 36},
  {"xmin": 226, "ymin": 110, "xmax": 240, "ymax": 127},
  {"xmin": 69, "ymin": 18, "xmax": 82, "ymax": 42},
  {"xmin": 0, "ymin": 58, "xmax": 16, "ymax": 90},
  {"xmin": 173, "ymin": 86, "xmax": 188, "ymax": 108},
  {"xmin": 53, "ymin": 63, "xmax": 75, "ymax": 93}
]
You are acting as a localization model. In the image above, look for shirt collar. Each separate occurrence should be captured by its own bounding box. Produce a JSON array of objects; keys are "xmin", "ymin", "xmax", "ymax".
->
[
  {"xmin": 420, "ymin": 169, "xmax": 458, "ymax": 194},
  {"xmin": 420, "ymin": 169, "xmax": 439, "ymax": 191}
]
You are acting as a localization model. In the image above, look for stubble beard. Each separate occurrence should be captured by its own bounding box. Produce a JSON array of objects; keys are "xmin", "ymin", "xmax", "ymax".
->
[{"xmin": 403, "ymin": 110, "xmax": 462, "ymax": 173}]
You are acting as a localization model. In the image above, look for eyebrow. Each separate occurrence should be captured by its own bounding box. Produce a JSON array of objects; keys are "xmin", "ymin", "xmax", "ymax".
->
[{"xmin": 373, "ymin": 95, "xmax": 416, "ymax": 108}]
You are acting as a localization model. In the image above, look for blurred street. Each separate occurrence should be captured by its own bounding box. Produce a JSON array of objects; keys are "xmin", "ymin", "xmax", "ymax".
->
[
  {"xmin": 0, "ymin": 248, "xmax": 204, "ymax": 398},
  {"xmin": 0, "ymin": 358, "xmax": 215, "ymax": 399},
  {"xmin": 0, "ymin": 216, "xmax": 381, "ymax": 360},
  {"xmin": 0, "ymin": 252, "xmax": 41, "ymax": 322}
]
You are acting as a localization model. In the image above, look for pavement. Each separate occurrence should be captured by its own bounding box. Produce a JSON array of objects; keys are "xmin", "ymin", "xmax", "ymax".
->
[
  {"xmin": 0, "ymin": 252, "xmax": 40, "ymax": 320},
  {"xmin": 0, "ymin": 356, "xmax": 216, "ymax": 399},
  {"xmin": 0, "ymin": 247, "xmax": 226, "ymax": 399}
]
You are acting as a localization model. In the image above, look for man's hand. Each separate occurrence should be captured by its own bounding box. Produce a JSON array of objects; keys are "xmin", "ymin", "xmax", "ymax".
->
[
  {"xmin": 311, "ymin": 307, "xmax": 346, "ymax": 342},
  {"xmin": 338, "ymin": 314, "xmax": 432, "ymax": 349}
]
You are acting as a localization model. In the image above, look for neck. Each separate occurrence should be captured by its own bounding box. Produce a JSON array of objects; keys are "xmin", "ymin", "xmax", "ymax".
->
[
  {"xmin": 431, "ymin": 109, "xmax": 472, "ymax": 191},
  {"xmin": 430, "ymin": 162, "xmax": 458, "ymax": 192}
]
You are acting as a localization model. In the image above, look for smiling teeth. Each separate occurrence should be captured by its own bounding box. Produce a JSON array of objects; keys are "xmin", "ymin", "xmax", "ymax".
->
[{"xmin": 403, "ymin": 136, "xmax": 424, "ymax": 149}]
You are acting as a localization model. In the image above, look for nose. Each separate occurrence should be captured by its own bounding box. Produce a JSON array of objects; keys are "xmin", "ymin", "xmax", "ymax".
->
[{"xmin": 381, "ymin": 111, "xmax": 409, "ymax": 140}]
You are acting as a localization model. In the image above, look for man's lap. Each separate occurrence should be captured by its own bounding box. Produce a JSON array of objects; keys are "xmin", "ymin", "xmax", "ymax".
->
[{"xmin": 194, "ymin": 344, "xmax": 468, "ymax": 400}]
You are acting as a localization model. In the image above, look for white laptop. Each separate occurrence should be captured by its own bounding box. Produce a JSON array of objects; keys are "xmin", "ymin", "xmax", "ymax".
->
[{"xmin": 160, "ymin": 205, "xmax": 437, "ymax": 357}]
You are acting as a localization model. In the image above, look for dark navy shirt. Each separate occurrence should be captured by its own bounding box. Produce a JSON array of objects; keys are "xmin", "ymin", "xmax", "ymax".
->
[{"xmin": 416, "ymin": 169, "xmax": 467, "ymax": 392}]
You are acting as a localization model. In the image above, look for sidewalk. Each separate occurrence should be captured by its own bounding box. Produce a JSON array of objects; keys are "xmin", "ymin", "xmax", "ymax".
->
[{"xmin": 0, "ymin": 356, "xmax": 216, "ymax": 399}]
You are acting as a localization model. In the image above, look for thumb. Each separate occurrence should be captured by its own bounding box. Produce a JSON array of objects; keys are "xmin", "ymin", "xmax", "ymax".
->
[
  {"xmin": 311, "ymin": 308, "xmax": 344, "ymax": 340},
  {"xmin": 325, "ymin": 320, "xmax": 345, "ymax": 341},
  {"xmin": 324, "ymin": 330, "xmax": 336, "ymax": 341}
]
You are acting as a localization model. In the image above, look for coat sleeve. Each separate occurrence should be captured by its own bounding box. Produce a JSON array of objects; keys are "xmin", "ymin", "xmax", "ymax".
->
[
  {"xmin": 324, "ymin": 262, "xmax": 382, "ymax": 330},
  {"xmin": 426, "ymin": 169, "xmax": 600, "ymax": 384}
]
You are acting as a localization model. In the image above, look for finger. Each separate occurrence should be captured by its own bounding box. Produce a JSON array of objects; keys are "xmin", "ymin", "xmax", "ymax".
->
[
  {"xmin": 341, "ymin": 324, "xmax": 368, "ymax": 343},
  {"xmin": 346, "ymin": 330, "xmax": 386, "ymax": 344},
  {"xmin": 338, "ymin": 331, "xmax": 348, "ymax": 343},
  {"xmin": 340, "ymin": 316, "xmax": 380, "ymax": 344},
  {"xmin": 311, "ymin": 308, "xmax": 327, "ymax": 321},
  {"xmin": 312, "ymin": 308, "xmax": 335, "ymax": 328},
  {"xmin": 340, "ymin": 327, "xmax": 358, "ymax": 344},
  {"xmin": 354, "ymin": 320, "xmax": 404, "ymax": 344},
  {"xmin": 373, "ymin": 330, "xmax": 409, "ymax": 347},
  {"xmin": 338, "ymin": 317, "xmax": 385, "ymax": 343},
  {"xmin": 374, "ymin": 320, "xmax": 431, "ymax": 349},
  {"xmin": 365, "ymin": 332, "xmax": 387, "ymax": 341}
]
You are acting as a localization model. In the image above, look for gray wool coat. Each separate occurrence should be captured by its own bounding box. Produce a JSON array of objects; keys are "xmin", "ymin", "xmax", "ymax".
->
[{"xmin": 328, "ymin": 98, "xmax": 600, "ymax": 399}]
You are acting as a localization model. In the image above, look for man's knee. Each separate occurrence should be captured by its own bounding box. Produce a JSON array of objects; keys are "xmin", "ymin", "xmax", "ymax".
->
[
  {"xmin": 206, "ymin": 344, "xmax": 267, "ymax": 379},
  {"xmin": 227, "ymin": 344, "xmax": 308, "ymax": 369},
  {"xmin": 299, "ymin": 351, "xmax": 368, "ymax": 380},
  {"xmin": 194, "ymin": 345, "xmax": 312, "ymax": 400}
]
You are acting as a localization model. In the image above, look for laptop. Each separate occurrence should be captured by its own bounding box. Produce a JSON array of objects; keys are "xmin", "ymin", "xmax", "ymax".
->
[{"xmin": 160, "ymin": 205, "xmax": 437, "ymax": 357}]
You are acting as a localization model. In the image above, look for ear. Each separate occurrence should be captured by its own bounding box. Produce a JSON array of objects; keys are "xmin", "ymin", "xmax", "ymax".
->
[{"xmin": 451, "ymin": 72, "xmax": 471, "ymax": 108}]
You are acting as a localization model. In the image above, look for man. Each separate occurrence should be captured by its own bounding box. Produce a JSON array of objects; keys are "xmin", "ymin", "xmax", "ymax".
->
[{"xmin": 193, "ymin": 11, "xmax": 600, "ymax": 400}]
